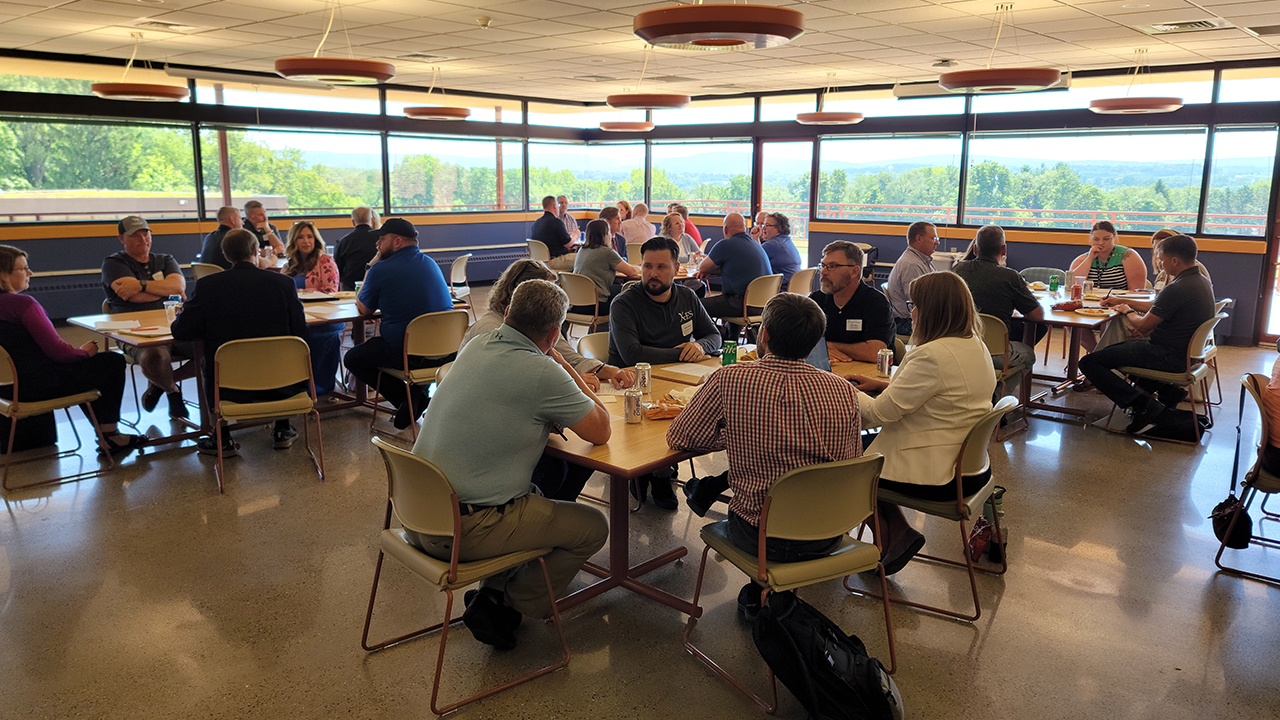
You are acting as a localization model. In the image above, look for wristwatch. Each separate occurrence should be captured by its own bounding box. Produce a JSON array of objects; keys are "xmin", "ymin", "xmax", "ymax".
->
[
  {"xmin": 140, "ymin": 279, "xmax": 148, "ymax": 295},
  {"xmin": 1124, "ymin": 309, "xmax": 1135, "ymax": 315}
]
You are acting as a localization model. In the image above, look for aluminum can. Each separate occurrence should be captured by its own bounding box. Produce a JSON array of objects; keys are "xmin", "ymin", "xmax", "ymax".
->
[
  {"xmin": 876, "ymin": 347, "xmax": 893, "ymax": 377},
  {"xmin": 624, "ymin": 387, "xmax": 643, "ymax": 424},
  {"xmin": 1082, "ymin": 279, "xmax": 1094, "ymax": 296},
  {"xmin": 721, "ymin": 340, "xmax": 737, "ymax": 366},
  {"xmin": 1048, "ymin": 274, "xmax": 1060, "ymax": 292},
  {"xmin": 1070, "ymin": 282, "xmax": 1083, "ymax": 301},
  {"xmin": 635, "ymin": 362, "xmax": 652, "ymax": 395}
]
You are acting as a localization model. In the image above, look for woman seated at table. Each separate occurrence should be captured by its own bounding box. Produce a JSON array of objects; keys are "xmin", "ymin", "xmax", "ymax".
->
[
  {"xmin": 659, "ymin": 212, "xmax": 700, "ymax": 264},
  {"xmin": 0, "ymin": 245, "xmax": 144, "ymax": 456},
  {"xmin": 845, "ymin": 272, "xmax": 996, "ymax": 573},
  {"xmin": 1151, "ymin": 228, "xmax": 1212, "ymax": 290},
  {"xmin": 571, "ymin": 219, "xmax": 639, "ymax": 317},
  {"xmin": 281, "ymin": 221, "xmax": 341, "ymax": 394},
  {"xmin": 1068, "ymin": 220, "xmax": 1147, "ymax": 352}
]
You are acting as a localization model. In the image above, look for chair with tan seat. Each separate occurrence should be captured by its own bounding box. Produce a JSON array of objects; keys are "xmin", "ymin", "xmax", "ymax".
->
[
  {"xmin": 372, "ymin": 309, "xmax": 470, "ymax": 441},
  {"xmin": 576, "ymin": 332, "xmax": 610, "ymax": 362},
  {"xmin": 527, "ymin": 239, "xmax": 551, "ymax": 263},
  {"xmin": 683, "ymin": 454, "xmax": 895, "ymax": 712},
  {"xmin": 1214, "ymin": 373, "xmax": 1280, "ymax": 585},
  {"xmin": 100, "ymin": 300, "xmax": 144, "ymax": 428},
  {"xmin": 787, "ymin": 267, "xmax": 817, "ymax": 295},
  {"xmin": 191, "ymin": 262, "xmax": 223, "ymax": 280},
  {"xmin": 854, "ymin": 242, "xmax": 877, "ymax": 281},
  {"xmin": 720, "ymin": 274, "xmax": 782, "ymax": 336},
  {"xmin": 979, "ymin": 314, "xmax": 1026, "ymax": 439},
  {"xmin": 211, "ymin": 335, "xmax": 324, "ymax": 493},
  {"xmin": 626, "ymin": 242, "xmax": 644, "ymax": 263},
  {"xmin": 558, "ymin": 272, "xmax": 602, "ymax": 337},
  {"xmin": 0, "ymin": 345, "xmax": 115, "ymax": 492},
  {"xmin": 846, "ymin": 396, "xmax": 1017, "ymax": 622},
  {"xmin": 361, "ymin": 437, "xmax": 571, "ymax": 715},
  {"xmin": 449, "ymin": 254, "xmax": 473, "ymax": 319}
]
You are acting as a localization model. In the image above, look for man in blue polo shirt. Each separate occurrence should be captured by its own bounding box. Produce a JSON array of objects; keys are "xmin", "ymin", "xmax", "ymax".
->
[
  {"xmin": 695, "ymin": 212, "xmax": 772, "ymax": 322},
  {"xmin": 343, "ymin": 217, "xmax": 454, "ymax": 429}
]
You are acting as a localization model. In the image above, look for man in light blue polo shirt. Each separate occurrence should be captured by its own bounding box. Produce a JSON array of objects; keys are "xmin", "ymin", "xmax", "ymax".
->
[
  {"xmin": 409, "ymin": 279, "xmax": 610, "ymax": 650},
  {"xmin": 343, "ymin": 217, "xmax": 454, "ymax": 429}
]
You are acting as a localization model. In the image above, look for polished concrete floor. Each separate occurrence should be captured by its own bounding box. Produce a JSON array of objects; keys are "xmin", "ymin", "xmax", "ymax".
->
[{"xmin": 2, "ymin": 320, "xmax": 1279, "ymax": 719}]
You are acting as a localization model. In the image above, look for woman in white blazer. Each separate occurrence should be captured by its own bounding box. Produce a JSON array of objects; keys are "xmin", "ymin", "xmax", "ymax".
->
[{"xmin": 846, "ymin": 272, "xmax": 996, "ymax": 574}]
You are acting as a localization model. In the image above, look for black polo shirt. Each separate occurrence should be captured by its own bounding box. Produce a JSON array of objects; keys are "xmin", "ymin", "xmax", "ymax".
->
[
  {"xmin": 953, "ymin": 257, "xmax": 1040, "ymax": 332},
  {"xmin": 1149, "ymin": 267, "xmax": 1214, "ymax": 355},
  {"xmin": 530, "ymin": 211, "xmax": 572, "ymax": 258},
  {"xmin": 809, "ymin": 282, "xmax": 895, "ymax": 348}
]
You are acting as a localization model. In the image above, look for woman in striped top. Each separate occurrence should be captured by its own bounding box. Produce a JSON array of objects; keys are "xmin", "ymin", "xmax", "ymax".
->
[{"xmin": 1069, "ymin": 221, "xmax": 1147, "ymax": 352}]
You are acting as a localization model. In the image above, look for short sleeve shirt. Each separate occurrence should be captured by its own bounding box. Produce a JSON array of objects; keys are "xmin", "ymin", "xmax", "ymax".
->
[
  {"xmin": 573, "ymin": 245, "xmax": 624, "ymax": 301},
  {"xmin": 1149, "ymin": 267, "xmax": 1214, "ymax": 354},
  {"xmin": 358, "ymin": 246, "xmax": 454, "ymax": 349},
  {"xmin": 102, "ymin": 251, "xmax": 181, "ymax": 313},
  {"xmin": 412, "ymin": 326, "xmax": 596, "ymax": 506},
  {"xmin": 709, "ymin": 232, "xmax": 773, "ymax": 297},
  {"xmin": 953, "ymin": 257, "xmax": 1040, "ymax": 332},
  {"xmin": 809, "ymin": 282, "xmax": 895, "ymax": 348}
]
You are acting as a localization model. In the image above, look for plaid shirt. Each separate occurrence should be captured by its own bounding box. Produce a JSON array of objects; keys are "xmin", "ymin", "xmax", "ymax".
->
[
  {"xmin": 666, "ymin": 356, "xmax": 862, "ymax": 526},
  {"xmin": 559, "ymin": 211, "xmax": 581, "ymax": 241}
]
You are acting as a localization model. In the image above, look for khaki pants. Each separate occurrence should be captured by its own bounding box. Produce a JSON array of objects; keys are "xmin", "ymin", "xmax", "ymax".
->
[
  {"xmin": 410, "ymin": 494, "xmax": 608, "ymax": 618},
  {"xmin": 546, "ymin": 254, "xmax": 576, "ymax": 271}
]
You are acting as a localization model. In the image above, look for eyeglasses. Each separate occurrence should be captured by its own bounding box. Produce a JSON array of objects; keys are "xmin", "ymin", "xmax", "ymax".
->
[
  {"xmin": 819, "ymin": 262, "xmax": 858, "ymax": 272},
  {"xmin": 764, "ymin": 223, "xmax": 778, "ymax": 229}
]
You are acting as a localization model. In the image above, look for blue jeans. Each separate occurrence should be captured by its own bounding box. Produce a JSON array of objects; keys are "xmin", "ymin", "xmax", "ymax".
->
[
  {"xmin": 728, "ymin": 511, "xmax": 840, "ymax": 563},
  {"xmin": 1079, "ymin": 339, "xmax": 1185, "ymax": 408}
]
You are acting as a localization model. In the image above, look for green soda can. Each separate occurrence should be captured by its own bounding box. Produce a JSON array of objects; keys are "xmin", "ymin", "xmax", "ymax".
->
[
  {"xmin": 1048, "ymin": 274, "xmax": 1060, "ymax": 292},
  {"xmin": 722, "ymin": 340, "xmax": 737, "ymax": 366}
]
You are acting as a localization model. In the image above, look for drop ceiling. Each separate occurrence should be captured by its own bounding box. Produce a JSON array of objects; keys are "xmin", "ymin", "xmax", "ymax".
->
[{"xmin": 1, "ymin": 0, "xmax": 1278, "ymax": 100}]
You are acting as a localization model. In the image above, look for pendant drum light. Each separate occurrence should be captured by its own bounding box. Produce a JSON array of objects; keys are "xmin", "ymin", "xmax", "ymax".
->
[
  {"xmin": 633, "ymin": 3, "xmax": 804, "ymax": 51},
  {"xmin": 403, "ymin": 67, "xmax": 472, "ymax": 121},
  {"xmin": 1089, "ymin": 49, "xmax": 1182, "ymax": 115},
  {"xmin": 276, "ymin": 2, "xmax": 395, "ymax": 85},
  {"xmin": 938, "ymin": 4, "xmax": 1059, "ymax": 94},
  {"xmin": 600, "ymin": 121, "xmax": 655, "ymax": 132},
  {"xmin": 91, "ymin": 32, "xmax": 190, "ymax": 102},
  {"xmin": 606, "ymin": 45, "xmax": 690, "ymax": 110},
  {"xmin": 796, "ymin": 74, "xmax": 863, "ymax": 125}
]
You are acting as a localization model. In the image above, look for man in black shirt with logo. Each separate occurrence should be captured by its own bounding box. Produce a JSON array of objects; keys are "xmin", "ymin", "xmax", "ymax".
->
[{"xmin": 808, "ymin": 240, "xmax": 894, "ymax": 363}]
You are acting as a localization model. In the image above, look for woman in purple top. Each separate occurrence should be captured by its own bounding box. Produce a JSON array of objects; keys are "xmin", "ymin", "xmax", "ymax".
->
[{"xmin": 0, "ymin": 245, "xmax": 143, "ymax": 455}]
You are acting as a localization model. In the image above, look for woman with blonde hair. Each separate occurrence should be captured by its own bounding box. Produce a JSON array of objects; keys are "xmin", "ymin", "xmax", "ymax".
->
[
  {"xmin": 282, "ymin": 221, "xmax": 341, "ymax": 393},
  {"xmin": 845, "ymin": 272, "xmax": 997, "ymax": 573},
  {"xmin": 616, "ymin": 200, "xmax": 633, "ymax": 221},
  {"xmin": 659, "ymin": 212, "xmax": 699, "ymax": 263}
]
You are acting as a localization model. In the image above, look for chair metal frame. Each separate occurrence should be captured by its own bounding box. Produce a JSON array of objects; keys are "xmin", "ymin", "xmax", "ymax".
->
[
  {"xmin": 212, "ymin": 336, "xmax": 325, "ymax": 493},
  {"xmin": 558, "ymin": 272, "xmax": 602, "ymax": 337},
  {"xmin": 786, "ymin": 267, "xmax": 818, "ymax": 295},
  {"xmin": 526, "ymin": 239, "xmax": 551, "ymax": 263},
  {"xmin": 1202, "ymin": 298, "xmax": 1233, "ymax": 406},
  {"xmin": 361, "ymin": 437, "xmax": 571, "ymax": 715},
  {"xmin": 371, "ymin": 310, "xmax": 470, "ymax": 442},
  {"xmin": 1213, "ymin": 374, "xmax": 1280, "ymax": 585},
  {"xmin": 683, "ymin": 454, "xmax": 896, "ymax": 713},
  {"xmin": 979, "ymin": 314, "xmax": 1027, "ymax": 440},
  {"xmin": 99, "ymin": 299, "xmax": 144, "ymax": 429},
  {"xmin": 449, "ymin": 254, "xmax": 474, "ymax": 319},
  {"xmin": 846, "ymin": 397, "xmax": 1017, "ymax": 623}
]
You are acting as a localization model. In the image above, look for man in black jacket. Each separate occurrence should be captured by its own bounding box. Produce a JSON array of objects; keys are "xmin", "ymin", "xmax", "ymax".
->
[
  {"xmin": 530, "ymin": 195, "xmax": 576, "ymax": 271},
  {"xmin": 171, "ymin": 228, "xmax": 309, "ymax": 455},
  {"xmin": 335, "ymin": 206, "xmax": 381, "ymax": 290},
  {"xmin": 196, "ymin": 206, "xmax": 242, "ymax": 269}
]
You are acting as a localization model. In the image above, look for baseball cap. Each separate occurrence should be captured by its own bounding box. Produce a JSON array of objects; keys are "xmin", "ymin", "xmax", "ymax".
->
[
  {"xmin": 372, "ymin": 217, "xmax": 418, "ymax": 240},
  {"xmin": 118, "ymin": 216, "xmax": 150, "ymax": 235}
]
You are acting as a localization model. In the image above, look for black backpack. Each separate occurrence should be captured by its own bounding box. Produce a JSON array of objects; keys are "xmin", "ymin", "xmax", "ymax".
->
[
  {"xmin": 752, "ymin": 591, "xmax": 904, "ymax": 720},
  {"xmin": 1142, "ymin": 407, "xmax": 1211, "ymax": 442}
]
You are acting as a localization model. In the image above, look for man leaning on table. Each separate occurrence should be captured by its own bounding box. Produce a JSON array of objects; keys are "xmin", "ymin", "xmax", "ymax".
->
[
  {"xmin": 668, "ymin": 292, "xmax": 863, "ymax": 622},
  {"xmin": 102, "ymin": 215, "xmax": 197, "ymax": 419},
  {"xmin": 1082, "ymin": 233, "xmax": 1215, "ymax": 434},
  {"xmin": 410, "ymin": 279, "xmax": 610, "ymax": 651},
  {"xmin": 343, "ymin": 218, "xmax": 455, "ymax": 430},
  {"xmin": 810, "ymin": 240, "xmax": 895, "ymax": 363},
  {"xmin": 171, "ymin": 228, "xmax": 309, "ymax": 454}
]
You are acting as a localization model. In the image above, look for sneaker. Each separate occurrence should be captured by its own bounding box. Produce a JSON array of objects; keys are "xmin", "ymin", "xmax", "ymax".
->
[
  {"xmin": 272, "ymin": 424, "xmax": 298, "ymax": 450},
  {"xmin": 1125, "ymin": 397, "xmax": 1166, "ymax": 435},
  {"xmin": 737, "ymin": 582, "xmax": 763, "ymax": 623},
  {"xmin": 140, "ymin": 383, "xmax": 163, "ymax": 412},
  {"xmin": 197, "ymin": 435, "xmax": 239, "ymax": 457},
  {"xmin": 167, "ymin": 389, "xmax": 189, "ymax": 419},
  {"xmin": 461, "ymin": 588, "xmax": 518, "ymax": 650}
]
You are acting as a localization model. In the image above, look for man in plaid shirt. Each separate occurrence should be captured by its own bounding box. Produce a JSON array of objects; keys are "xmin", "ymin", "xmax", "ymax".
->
[{"xmin": 667, "ymin": 293, "xmax": 863, "ymax": 620}]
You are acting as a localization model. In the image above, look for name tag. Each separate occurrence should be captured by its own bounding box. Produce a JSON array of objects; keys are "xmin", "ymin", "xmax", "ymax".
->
[
  {"xmin": 846, "ymin": 319, "xmax": 863, "ymax": 332},
  {"xmin": 681, "ymin": 320, "xmax": 694, "ymax": 336},
  {"xmin": 152, "ymin": 271, "xmax": 165, "ymax": 281}
]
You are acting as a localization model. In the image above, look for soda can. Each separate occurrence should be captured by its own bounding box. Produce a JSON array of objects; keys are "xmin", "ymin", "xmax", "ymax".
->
[
  {"xmin": 1048, "ymin": 274, "xmax": 1060, "ymax": 292},
  {"xmin": 876, "ymin": 347, "xmax": 893, "ymax": 377},
  {"xmin": 1070, "ymin": 283, "xmax": 1083, "ymax": 302},
  {"xmin": 722, "ymin": 340, "xmax": 737, "ymax": 366},
  {"xmin": 635, "ymin": 362, "xmax": 652, "ymax": 395},
  {"xmin": 1082, "ymin": 279, "xmax": 1094, "ymax": 296},
  {"xmin": 624, "ymin": 387, "xmax": 643, "ymax": 424}
]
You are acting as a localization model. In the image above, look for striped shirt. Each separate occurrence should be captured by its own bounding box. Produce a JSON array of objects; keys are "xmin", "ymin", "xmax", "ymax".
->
[
  {"xmin": 666, "ymin": 356, "xmax": 862, "ymax": 526},
  {"xmin": 1088, "ymin": 245, "xmax": 1131, "ymax": 289}
]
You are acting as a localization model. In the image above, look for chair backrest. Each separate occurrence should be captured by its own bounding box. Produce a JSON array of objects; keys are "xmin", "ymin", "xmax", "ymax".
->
[
  {"xmin": 215, "ymin": 336, "xmax": 312, "ymax": 393},
  {"xmin": 626, "ymin": 243, "xmax": 644, "ymax": 262},
  {"xmin": 764, "ymin": 454, "xmax": 885, "ymax": 542},
  {"xmin": 977, "ymin": 313, "xmax": 1010, "ymax": 359},
  {"xmin": 527, "ymin": 239, "xmax": 550, "ymax": 262},
  {"xmin": 404, "ymin": 310, "xmax": 471, "ymax": 360},
  {"xmin": 372, "ymin": 436, "xmax": 458, "ymax": 538},
  {"xmin": 1242, "ymin": 374, "xmax": 1270, "ymax": 470},
  {"xmin": 101, "ymin": 299, "xmax": 111, "ymax": 314},
  {"xmin": 577, "ymin": 332, "xmax": 610, "ymax": 360},
  {"xmin": 894, "ymin": 335, "xmax": 907, "ymax": 364},
  {"xmin": 957, "ymin": 396, "xmax": 1018, "ymax": 477},
  {"xmin": 0, "ymin": 344, "xmax": 15, "ymax": 388},
  {"xmin": 450, "ymin": 254, "xmax": 471, "ymax": 285},
  {"xmin": 1019, "ymin": 267, "xmax": 1066, "ymax": 285},
  {"xmin": 1145, "ymin": 278, "xmax": 1154, "ymax": 288},
  {"xmin": 698, "ymin": 238, "xmax": 712, "ymax": 254},
  {"xmin": 1213, "ymin": 298, "xmax": 1233, "ymax": 314},
  {"xmin": 743, "ymin": 274, "xmax": 783, "ymax": 310},
  {"xmin": 1187, "ymin": 312, "xmax": 1227, "ymax": 365},
  {"xmin": 558, "ymin": 272, "xmax": 599, "ymax": 308},
  {"xmin": 192, "ymin": 262, "xmax": 223, "ymax": 280},
  {"xmin": 435, "ymin": 361, "xmax": 453, "ymax": 386},
  {"xmin": 788, "ymin": 267, "xmax": 818, "ymax": 295}
]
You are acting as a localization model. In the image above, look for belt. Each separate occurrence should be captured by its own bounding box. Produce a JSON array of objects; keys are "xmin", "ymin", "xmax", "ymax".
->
[{"xmin": 459, "ymin": 499, "xmax": 515, "ymax": 516}]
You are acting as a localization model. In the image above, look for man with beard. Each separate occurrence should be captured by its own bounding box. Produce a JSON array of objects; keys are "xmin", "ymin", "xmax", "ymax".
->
[
  {"xmin": 607, "ymin": 236, "xmax": 721, "ymax": 511},
  {"xmin": 809, "ymin": 240, "xmax": 895, "ymax": 363},
  {"xmin": 343, "ymin": 218, "xmax": 455, "ymax": 430}
]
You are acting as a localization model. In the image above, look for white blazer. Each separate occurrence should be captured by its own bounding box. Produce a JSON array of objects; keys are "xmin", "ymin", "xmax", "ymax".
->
[{"xmin": 858, "ymin": 334, "xmax": 996, "ymax": 486}]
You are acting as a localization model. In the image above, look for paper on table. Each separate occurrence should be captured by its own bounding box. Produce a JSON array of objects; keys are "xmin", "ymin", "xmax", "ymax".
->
[
  {"xmin": 596, "ymin": 384, "xmax": 630, "ymax": 396},
  {"xmin": 297, "ymin": 291, "xmax": 335, "ymax": 301},
  {"xmin": 95, "ymin": 320, "xmax": 140, "ymax": 330},
  {"xmin": 662, "ymin": 363, "xmax": 718, "ymax": 384}
]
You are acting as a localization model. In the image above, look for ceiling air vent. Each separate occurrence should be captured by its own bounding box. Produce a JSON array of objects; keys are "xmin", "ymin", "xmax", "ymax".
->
[
  {"xmin": 397, "ymin": 53, "xmax": 453, "ymax": 62},
  {"xmin": 571, "ymin": 75, "xmax": 617, "ymax": 82},
  {"xmin": 647, "ymin": 75, "xmax": 699, "ymax": 84},
  {"xmin": 1136, "ymin": 18, "xmax": 1232, "ymax": 35},
  {"xmin": 1248, "ymin": 25, "xmax": 1280, "ymax": 37},
  {"xmin": 134, "ymin": 20, "xmax": 200, "ymax": 33}
]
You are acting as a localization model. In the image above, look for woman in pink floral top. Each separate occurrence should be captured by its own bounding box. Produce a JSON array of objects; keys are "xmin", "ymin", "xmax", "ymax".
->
[{"xmin": 283, "ymin": 221, "xmax": 342, "ymax": 393}]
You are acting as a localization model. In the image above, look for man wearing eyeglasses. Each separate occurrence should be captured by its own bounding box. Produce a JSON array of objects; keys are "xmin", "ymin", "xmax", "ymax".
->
[
  {"xmin": 810, "ymin": 240, "xmax": 895, "ymax": 364},
  {"xmin": 758, "ymin": 212, "xmax": 801, "ymax": 288},
  {"xmin": 886, "ymin": 221, "xmax": 938, "ymax": 336}
]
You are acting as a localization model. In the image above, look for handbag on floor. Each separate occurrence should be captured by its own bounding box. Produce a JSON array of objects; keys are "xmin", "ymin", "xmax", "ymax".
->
[{"xmin": 1211, "ymin": 384, "xmax": 1253, "ymax": 550}]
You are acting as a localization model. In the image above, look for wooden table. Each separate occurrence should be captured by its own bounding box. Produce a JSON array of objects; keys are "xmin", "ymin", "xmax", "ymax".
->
[
  {"xmin": 1019, "ymin": 291, "xmax": 1118, "ymax": 418},
  {"xmin": 650, "ymin": 356, "xmax": 883, "ymax": 385},
  {"xmin": 545, "ymin": 377, "xmax": 702, "ymax": 615}
]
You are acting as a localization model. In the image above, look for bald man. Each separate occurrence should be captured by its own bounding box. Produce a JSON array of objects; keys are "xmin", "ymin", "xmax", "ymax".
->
[{"xmin": 696, "ymin": 213, "xmax": 772, "ymax": 322}]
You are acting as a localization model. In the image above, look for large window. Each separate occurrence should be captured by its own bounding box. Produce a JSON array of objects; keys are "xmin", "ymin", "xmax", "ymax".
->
[
  {"xmin": 199, "ymin": 128, "xmax": 383, "ymax": 217},
  {"xmin": 824, "ymin": 89, "xmax": 965, "ymax": 117},
  {"xmin": 652, "ymin": 97, "xmax": 754, "ymax": 125},
  {"xmin": 388, "ymin": 135, "xmax": 523, "ymax": 213},
  {"xmin": 527, "ymin": 103, "xmax": 644, "ymax": 128},
  {"xmin": 760, "ymin": 141, "xmax": 813, "ymax": 255},
  {"xmin": 1204, "ymin": 126, "xmax": 1278, "ymax": 237},
  {"xmin": 386, "ymin": 89, "xmax": 523, "ymax": 124},
  {"xmin": 650, "ymin": 140, "xmax": 752, "ymax": 217},
  {"xmin": 817, "ymin": 135, "xmax": 963, "ymax": 224},
  {"xmin": 195, "ymin": 80, "xmax": 379, "ymax": 115},
  {"xmin": 1219, "ymin": 67, "xmax": 1280, "ymax": 104},
  {"xmin": 971, "ymin": 70, "xmax": 1213, "ymax": 114},
  {"xmin": 0, "ymin": 118, "xmax": 198, "ymax": 222},
  {"xmin": 760, "ymin": 94, "xmax": 816, "ymax": 122},
  {"xmin": 964, "ymin": 128, "xmax": 1207, "ymax": 233},
  {"xmin": 0, "ymin": 57, "xmax": 181, "ymax": 98},
  {"xmin": 527, "ymin": 142, "xmax": 644, "ymax": 209}
]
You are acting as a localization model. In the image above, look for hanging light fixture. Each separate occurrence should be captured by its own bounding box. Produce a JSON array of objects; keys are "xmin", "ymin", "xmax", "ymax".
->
[
  {"xmin": 403, "ymin": 67, "xmax": 472, "ymax": 121},
  {"xmin": 796, "ymin": 73, "xmax": 863, "ymax": 125},
  {"xmin": 600, "ymin": 121, "xmax": 655, "ymax": 132},
  {"xmin": 1089, "ymin": 49, "xmax": 1183, "ymax": 115},
  {"xmin": 633, "ymin": 2, "xmax": 805, "ymax": 51},
  {"xmin": 607, "ymin": 45, "xmax": 690, "ymax": 109},
  {"xmin": 938, "ymin": 4, "xmax": 1060, "ymax": 94},
  {"xmin": 275, "ymin": 1, "xmax": 395, "ymax": 85},
  {"xmin": 91, "ymin": 32, "xmax": 190, "ymax": 102}
]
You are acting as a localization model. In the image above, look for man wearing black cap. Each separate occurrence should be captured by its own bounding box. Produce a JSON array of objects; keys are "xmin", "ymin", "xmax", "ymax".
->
[{"xmin": 343, "ymin": 218, "xmax": 455, "ymax": 429}]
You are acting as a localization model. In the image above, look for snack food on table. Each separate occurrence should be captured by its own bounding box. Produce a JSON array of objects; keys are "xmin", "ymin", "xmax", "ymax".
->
[
  {"xmin": 1051, "ymin": 300, "xmax": 1083, "ymax": 312},
  {"xmin": 1028, "ymin": 281, "xmax": 1048, "ymax": 291},
  {"xmin": 737, "ymin": 349, "xmax": 758, "ymax": 362},
  {"xmin": 644, "ymin": 400, "xmax": 684, "ymax": 420}
]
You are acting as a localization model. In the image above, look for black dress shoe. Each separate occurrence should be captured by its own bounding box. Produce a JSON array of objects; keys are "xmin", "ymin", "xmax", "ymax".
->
[
  {"xmin": 462, "ymin": 589, "xmax": 518, "ymax": 650},
  {"xmin": 683, "ymin": 478, "xmax": 712, "ymax": 517},
  {"xmin": 140, "ymin": 383, "xmax": 162, "ymax": 412},
  {"xmin": 881, "ymin": 528, "xmax": 926, "ymax": 576},
  {"xmin": 650, "ymin": 476, "xmax": 678, "ymax": 511},
  {"xmin": 737, "ymin": 582, "xmax": 763, "ymax": 623},
  {"xmin": 167, "ymin": 389, "xmax": 189, "ymax": 419},
  {"xmin": 464, "ymin": 588, "xmax": 522, "ymax": 632}
]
